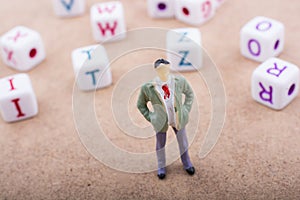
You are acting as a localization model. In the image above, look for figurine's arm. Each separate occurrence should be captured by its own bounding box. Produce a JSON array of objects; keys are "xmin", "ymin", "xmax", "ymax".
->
[
  {"xmin": 182, "ymin": 78, "xmax": 194, "ymax": 112},
  {"xmin": 137, "ymin": 85, "xmax": 151, "ymax": 122}
]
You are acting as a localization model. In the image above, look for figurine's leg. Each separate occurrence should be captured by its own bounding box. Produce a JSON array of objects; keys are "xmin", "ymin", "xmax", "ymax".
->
[
  {"xmin": 173, "ymin": 127, "xmax": 193, "ymax": 169},
  {"xmin": 156, "ymin": 132, "xmax": 167, "ymax": 174}
]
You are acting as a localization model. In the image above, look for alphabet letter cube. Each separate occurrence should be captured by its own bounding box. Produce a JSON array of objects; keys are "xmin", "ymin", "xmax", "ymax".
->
[
  {"xmin": 0, "ymin": 26, "xmax": 46, "ymax": 71},
  {"xmin": 147, "ymin": 0, "xmax": 175, "ymax": 18},
  {"xmin": 166, "ymin": 28, "xmax": 202, "ymax": 72},
  {"xmin": 90, "ymin": 1, "xmax": 126, "ymax": 43},
  {"xmin": 175, "ymin": 0, "xmax": 216, "ymax": 25},
  {"xmin": 251, "ymin": 58, "xmax": 299, "ymax": 110},
  {"xmin": 0, "ymin": 74, "xmax": 38, "ymax": 122},
  {"xmin": 213, "ymin": 0, "xmax": 225, "ymax": 8},
  {"xmin": 52, "ymin": 0, "xmax": 86, "ymax": 17},
  {"xmin": 71, "ymin": 45, "xmax": 112, "ymax": 91},
  {"xmin": 240, "ymin": 16, "xmax": 285, "ymax": 62}
]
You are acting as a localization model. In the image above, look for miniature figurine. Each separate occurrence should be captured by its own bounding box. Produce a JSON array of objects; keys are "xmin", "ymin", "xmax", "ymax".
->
[{"xmin": 137, "ymin": 58, "xmax": 195, "ymax": 180}]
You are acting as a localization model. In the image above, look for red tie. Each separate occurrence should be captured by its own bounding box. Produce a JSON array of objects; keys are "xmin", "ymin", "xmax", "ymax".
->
[{"xmin": 162, "ymin": 84, "xmax": 170, "ymax": 99}]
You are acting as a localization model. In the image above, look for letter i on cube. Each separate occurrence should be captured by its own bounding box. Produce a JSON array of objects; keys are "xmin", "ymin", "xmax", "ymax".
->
[
  {"xmin": 240, "ymin": 16, "xmax": 284, "ymax": 62},
  {"xmin": 175, "ymin": 0, "xmax": 216, "ymax": 26},
  {"xmin": 252, "ymin": 58, "xmax": 300, "ymax": 110},
  {"xmin": 52, "ymin": 0, "xmax": 86, "ymax": 17},
  {"xmin": 90, "ymin": 1, "xmax": 126, "ymax": 43},
  {"xmin": 167, "ymin": 28, "xmax": 202, "ymax": 72},
  {"xmin": 0, "ymin": 74, "xmax": 38, "ymax": 122},
  {"xmin": 0, "ymin": 26, "xmax": 46, "ymax": 71},
  {"xmin": 72, "ymin": 45, "xmax": 112, "ymax": 91},
  {"xmin": 147, "ymin": 0, "xmax": 175, "ymax": 18}
]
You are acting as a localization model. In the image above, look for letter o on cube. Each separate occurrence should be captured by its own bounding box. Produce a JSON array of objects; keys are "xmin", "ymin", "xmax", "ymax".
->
[{"xmin": 240, "ymin": 16, "xmax": 285, "ymax": 62}]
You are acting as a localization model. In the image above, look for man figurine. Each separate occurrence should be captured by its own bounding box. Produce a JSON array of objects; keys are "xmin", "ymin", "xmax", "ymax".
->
[{"xmin": 137, "ymin": 58, "xmax": 195, "ymax": 180}]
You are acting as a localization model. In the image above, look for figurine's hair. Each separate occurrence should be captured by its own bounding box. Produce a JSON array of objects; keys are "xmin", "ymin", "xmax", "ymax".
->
[{"xmin": 154, "ymin": 58, "xmax": 170, "ymax": 68}]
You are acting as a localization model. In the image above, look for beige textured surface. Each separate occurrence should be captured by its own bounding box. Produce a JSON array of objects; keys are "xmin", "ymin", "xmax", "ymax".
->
[{"xmin": 0, "ymin": 0, "xmax": 300, "ymax": 199}]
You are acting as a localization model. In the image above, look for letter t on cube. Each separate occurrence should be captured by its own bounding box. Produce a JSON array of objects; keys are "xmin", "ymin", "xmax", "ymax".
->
[{"xmin": 72, "ymin": 45, "xmax": 112, "ymax": 91}]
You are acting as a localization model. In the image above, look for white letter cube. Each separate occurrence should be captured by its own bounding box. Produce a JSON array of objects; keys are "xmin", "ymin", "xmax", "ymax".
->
[
  {"xmin": 175, "ymin": 0, "xmax": 216, "ymax": 25},
  {"xmin": 251, "ymin": 58, "xmax": 299, "ymax": 110},
  {"xmin": 240, "ymin": 16, "xmax": 285, "ymax": 62},
  {"xmin": 0, "ymin": 26, "xmax": 46, "ymax": 71},
  {"xmin": 90, "ymin": 1, "xmax": 126, "ymax": 43},
  {"xmin": 0, "ymin": 73, "xmax": 38, "ymax": 122},
  {"xmin": 213, "ymin": 0, "xmax": 225, "ymax": 9},
  {"xmin": 72, "ymin": 45, "xmax": 112, "ymax": 91},
  {"xmin": 147, "ymin": 0, "xmax": 175, "ymax": 18},
  {"xmin": 167, "ymin": 28, "xmax": 202, "ymax": 72},
  {"xmin": 52, "ymin": 0, "xmax": 86, "ymax": 17}
]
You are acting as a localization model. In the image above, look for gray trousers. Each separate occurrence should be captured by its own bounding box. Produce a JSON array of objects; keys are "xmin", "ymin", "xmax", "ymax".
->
[{"xmin": 156, "ymin": 127, "xmax": 193, "ymax": 173}]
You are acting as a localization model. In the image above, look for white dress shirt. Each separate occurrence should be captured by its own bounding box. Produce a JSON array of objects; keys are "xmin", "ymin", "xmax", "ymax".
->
[{"xmin": 155, "ymin": 75, "xmax": 176, "ymax": 127}]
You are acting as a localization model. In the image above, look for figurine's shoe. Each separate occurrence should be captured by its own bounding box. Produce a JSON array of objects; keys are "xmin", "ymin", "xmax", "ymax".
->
[
  {"xmin": 157, "ymin": 167, "xmax": 166, "ymax": 180},
  {"xmin": 186, "ymin": 167, "xmax": 195, "ymax": 176},
  {"xmin": 157, "ymin": 173, "xmax": 166, "ymax": 180}
]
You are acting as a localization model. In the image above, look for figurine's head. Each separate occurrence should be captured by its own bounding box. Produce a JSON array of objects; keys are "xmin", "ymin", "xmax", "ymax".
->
[{"xmin": 154, "ymin": 59, "xmax": 170, "ymax": 82}]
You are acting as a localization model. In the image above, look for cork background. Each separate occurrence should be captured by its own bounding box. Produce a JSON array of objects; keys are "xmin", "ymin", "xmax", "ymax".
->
[{"xmin": 0, "ymin": 0, "xmax": 300, "ymax": 199}]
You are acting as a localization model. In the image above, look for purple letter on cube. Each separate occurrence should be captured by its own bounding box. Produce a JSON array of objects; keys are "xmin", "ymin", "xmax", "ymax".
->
[
  {"xmin": 256, "ymin": 21, "xmax": 272, "ymax": 32},
  {"xmin": 248, "ymin": 39, "xmax": 261, "ymax": 56},
  {"xmin": 259, "ymin": 82, "xmax": 273, "ymax": 104},
  {"xmin": 267, "ymin": 62, "xmax": 287, "ymax": 78}
]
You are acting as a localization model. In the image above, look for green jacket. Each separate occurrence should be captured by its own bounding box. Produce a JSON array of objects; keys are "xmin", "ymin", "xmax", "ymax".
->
[{"xmin": 137, "ymin": 75, "xmax": 194, "ymax": 132}]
